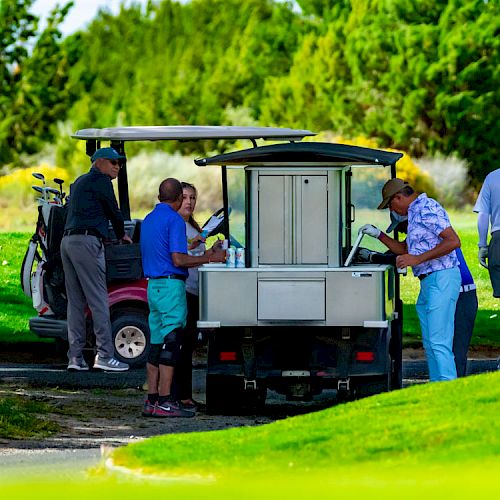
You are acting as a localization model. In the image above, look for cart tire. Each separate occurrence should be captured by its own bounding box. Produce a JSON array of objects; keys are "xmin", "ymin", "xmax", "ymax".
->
[
  {"xmin": 206, "ymin": 375, "xmax": 243, "ymax": 415},
  {"xmin": 390, "ymin": 319, "xmax": 403, "ymax": 390},
  {"xmin": 111, "ymin": 311, "xmax": 150, "ymax": 368}
]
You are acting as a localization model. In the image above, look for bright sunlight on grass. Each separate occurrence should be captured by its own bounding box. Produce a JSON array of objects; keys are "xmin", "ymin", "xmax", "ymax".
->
[{"xmin": 111, "ymin": 372, "xmax": 500, "ymax": 479}]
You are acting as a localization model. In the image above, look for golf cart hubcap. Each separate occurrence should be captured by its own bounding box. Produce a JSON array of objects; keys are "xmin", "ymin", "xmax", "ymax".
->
[{"xmin": 115, "ymin": 325, "xmax": 146, "ymax": 359}]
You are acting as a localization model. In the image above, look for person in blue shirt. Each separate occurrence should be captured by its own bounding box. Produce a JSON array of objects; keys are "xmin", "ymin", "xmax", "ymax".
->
[
  {"xmin": 359, "ymin": 210, "xmax": 478, "ymax": 377},
  {"xmin": 140, "ymin": 178, "xmax": 226, "ymax": 418}
]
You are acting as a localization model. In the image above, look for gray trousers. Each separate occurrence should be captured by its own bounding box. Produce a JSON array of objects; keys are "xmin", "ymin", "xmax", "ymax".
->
[{"xmin": 60, "ymin": 234, "xmax": 114, "ymax": 361}]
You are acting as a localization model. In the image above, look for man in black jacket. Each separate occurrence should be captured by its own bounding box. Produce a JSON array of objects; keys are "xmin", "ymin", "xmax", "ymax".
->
[{"xmin": 61, "ymin": 147, "xmax": 132, "ymax": 372}]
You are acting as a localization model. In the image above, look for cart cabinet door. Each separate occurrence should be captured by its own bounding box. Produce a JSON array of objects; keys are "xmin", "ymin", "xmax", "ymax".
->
[
  {"xmin": 258, "ymin": 278, "xmax": 326, "ymax": 320},
  {"xmin": 297, "ymin": 175, "xmax": 328, "ymax": 264},
  {"xmin": 258, "ymin": 175, "xmax": 291, "ymax": 264}
]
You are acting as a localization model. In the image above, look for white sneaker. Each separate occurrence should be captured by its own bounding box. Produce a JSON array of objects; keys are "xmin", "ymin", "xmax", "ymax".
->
[
  {"xmin": 93, "ymin": 355, "xmax": 129, "ymax": 372},
  {"xmin": 67, "ymin": 358, "xmax": 89, "ymax": 371}
]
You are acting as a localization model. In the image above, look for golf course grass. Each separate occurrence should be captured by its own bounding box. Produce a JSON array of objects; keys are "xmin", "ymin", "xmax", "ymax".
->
[
  {"xmin": 110, "ymin": 372, "xmax": 500, "ymax": 478},
  {"xmin": 2, "ymin": 373, "xmax": 497, "ymax": 498}
]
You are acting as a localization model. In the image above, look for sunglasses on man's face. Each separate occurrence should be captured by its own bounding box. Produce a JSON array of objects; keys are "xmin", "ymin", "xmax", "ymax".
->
[{"xmin": 108, "ymin": 159, "xmax": 120, "ymax": 166}]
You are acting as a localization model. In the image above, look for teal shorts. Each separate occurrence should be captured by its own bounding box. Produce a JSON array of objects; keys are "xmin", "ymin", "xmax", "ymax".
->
[{"xmin": 147, "ymin": 279, "xmax": 187, "ymax": 345}]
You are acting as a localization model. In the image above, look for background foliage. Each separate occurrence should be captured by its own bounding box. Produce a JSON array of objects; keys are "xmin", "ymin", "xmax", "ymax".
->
[{"xmin": 1, "ymin": 0, "xmax": 498, "ymax": 189}]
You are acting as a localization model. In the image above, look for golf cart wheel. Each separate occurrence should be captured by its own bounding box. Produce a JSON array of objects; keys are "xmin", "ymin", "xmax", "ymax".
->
[
  {"xmin": 206, "ymin": 375, "xmax": 243, "ymax": 415},
  {"xmin": 111, "ymin": 311, "xmax": 150, "ymax": 368}
]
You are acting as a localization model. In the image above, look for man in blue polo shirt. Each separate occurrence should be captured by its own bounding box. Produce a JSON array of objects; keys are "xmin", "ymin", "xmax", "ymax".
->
[{"xmin": 140, "ymin": 178, "xmax": 226, "ymax": 418}]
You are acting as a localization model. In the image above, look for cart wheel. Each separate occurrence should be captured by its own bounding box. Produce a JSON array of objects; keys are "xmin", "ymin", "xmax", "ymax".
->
[
  {"xmin": 240, "ymin": 383, "xmax": 267, "ymax": 414},
  {"xmin": 206, "ymin": 375, "xmax": 243, "ymax": 415},
  {"xmin": 111, "ymin": 310, "xmax": 150, "ymax": 368}
]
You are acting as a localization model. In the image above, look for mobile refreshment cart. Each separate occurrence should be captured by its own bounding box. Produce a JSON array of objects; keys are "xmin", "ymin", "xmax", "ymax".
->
[{"xmin": 23, "ymin": 126, "xmax": 404, "ymax": 413}]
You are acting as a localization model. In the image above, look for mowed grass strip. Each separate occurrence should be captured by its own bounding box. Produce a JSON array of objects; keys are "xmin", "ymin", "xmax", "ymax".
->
[
  {"xmin": 0, "ymin": 396, "xmax": 60, "ymax": 439},
  {"xmin": 111, "ymin": 372, "xmax": 500, "ymax": 478},
  {"xmin": 0, "ymin": 232, "xmax": 42, "ymax": 343}
]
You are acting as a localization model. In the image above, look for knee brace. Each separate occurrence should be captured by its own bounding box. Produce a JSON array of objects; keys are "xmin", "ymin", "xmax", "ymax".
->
[
  {"xmin": 147, "ymin": 344, "xmax": 162, "ymax": 367},
  {"xmin": 159, "ymin": 328, "xmax": 182, "ymax": 367}
]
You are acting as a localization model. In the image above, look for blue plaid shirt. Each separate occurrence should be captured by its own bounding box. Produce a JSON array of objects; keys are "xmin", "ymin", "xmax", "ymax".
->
[{"xmin": 407, "ymin": 194, "xmax": 458, "ymax": 277}]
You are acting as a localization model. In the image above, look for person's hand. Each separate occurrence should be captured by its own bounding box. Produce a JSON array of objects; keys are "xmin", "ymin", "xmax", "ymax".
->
[
  {"xmin": 120, "ymin": 234, "xmax": 133, "ymax": 244},
  {"xmin": 357, "ymin": 248, "xmax": 373, "ymax": 263},
  {"xmin": 208, "ymin": 246, "xmax": 226, "ymax": 263},
  {"xmin": 211, "ymin": 239, "xmax": 223, "ymax": 250},
  {"xmin": 478, "ymin": 247, "xmax": 488, "ymax": 268},
  {"xmin": 396, "ymin": 253, "xmax": 422, "ymax": 268},
  {"xmin": 359, "ymin": 224, "xmax": 381, "ymax": 239},
  {"xmin": 188, "ymin": 234, "xmax": 205, "ymax": 250}
]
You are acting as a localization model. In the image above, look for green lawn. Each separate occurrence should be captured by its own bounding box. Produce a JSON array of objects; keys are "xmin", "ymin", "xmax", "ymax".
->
[
  {"xmin": 0, "ymin": 396, "xmax": 59, "ymax": 439},
  {"xmin": 0, "ymin": 232, "xmax": 43, "ymax": 343},
  {"xmin": 111, "ymin": 372, "xmax": 500, "ymax": 478},
  {"xmin": 2, "ymin": 372, "xmax": 498, "ymax": 496}
]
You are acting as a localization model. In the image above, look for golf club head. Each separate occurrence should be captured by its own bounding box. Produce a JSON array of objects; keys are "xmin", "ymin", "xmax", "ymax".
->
[
  {"xmin": 53, "ymin": 178, "xmax": 64, "ymax": 186},
  {"xmin": 32, "ymin": 185, "xmax": 44, "ymax": 194},
  {"xmin": 32, "ymin": 172, "xmax": 45, "ymax": 182},
  {"xmin": 46, "ymin": 187, "xmax": 60, "ymax": 196}
]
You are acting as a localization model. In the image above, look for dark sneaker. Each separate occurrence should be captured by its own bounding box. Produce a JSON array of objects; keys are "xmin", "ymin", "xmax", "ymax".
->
[
  {"xmin": 93, "ymin": 355, "xmax": 129, "ymax": 372},
  {"xmin": 179, "ymin": 399, "xmax": 203, "ymax": 411},
  {"xmin": 67, "ymin": 358, "xmax": 89, "ymax": 371},
  {"xmin": 142, "ymin": 400, "xmax": 156, "ymax": 417},
  {"xmin": 153, "ymin": 398, "xmax": 195, "ymax": 418}
]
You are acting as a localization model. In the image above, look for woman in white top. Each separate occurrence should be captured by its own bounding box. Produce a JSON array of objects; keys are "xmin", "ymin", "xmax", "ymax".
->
[{"xmin": 173, "ymin": 182, "xmax": 207, "ymax": 410}]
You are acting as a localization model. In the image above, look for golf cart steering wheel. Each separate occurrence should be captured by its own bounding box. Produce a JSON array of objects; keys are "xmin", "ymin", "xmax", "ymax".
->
[{"xmin": 202, "ymin": 206, "xmax": 232, "ymax": 237}]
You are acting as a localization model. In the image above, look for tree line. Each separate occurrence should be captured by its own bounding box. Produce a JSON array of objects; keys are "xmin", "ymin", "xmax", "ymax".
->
[{"xmin": 1, "ymin": 0, "xmax": 498, "ymax": 183}]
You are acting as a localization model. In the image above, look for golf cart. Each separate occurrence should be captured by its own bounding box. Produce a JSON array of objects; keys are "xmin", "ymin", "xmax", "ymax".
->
[{"xmin": 22, "ymin": 126, "xmax": 315, "ymax": 367}]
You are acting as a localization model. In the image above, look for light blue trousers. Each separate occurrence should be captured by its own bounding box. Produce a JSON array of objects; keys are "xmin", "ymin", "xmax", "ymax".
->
[{"xmin": 416, "ymin": 267, "xmax": 461, "ymax": 382}]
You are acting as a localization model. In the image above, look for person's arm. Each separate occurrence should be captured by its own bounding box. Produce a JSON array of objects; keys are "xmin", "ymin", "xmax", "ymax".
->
[
  {"xmin": 378, "ymin": 232, "xmax": 408, "ymax": 255},
  {"xmin": 478, "ymin": 212, "xmax": 489, "ymax": 247},
  {"xmin": 172, "ymin": 246, "xmax": 225, "ymax": 268},
  {"xmin": 359, "ymin": 224, "xmax": 407, "ymax": 254},
  {"xmin": 477, "ymin": 212, "xmax": 489, "ymax": 268},
  {"xmin": 99, "ymin": 178, "xmax": 125, "ymax": 239},
  {"xmin": 395, "ymin": 226, "xmax": 460, "ymax": 268}
]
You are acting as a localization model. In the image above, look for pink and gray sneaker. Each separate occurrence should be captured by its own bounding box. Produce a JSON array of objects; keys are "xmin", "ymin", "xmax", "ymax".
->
[
  {"xmin": 152, "ymin": 397, "xmax": 195, "ymax": 418},
  {"xmin": 142, "ymin": 400, "xmax": 156, "ymax": 417}
]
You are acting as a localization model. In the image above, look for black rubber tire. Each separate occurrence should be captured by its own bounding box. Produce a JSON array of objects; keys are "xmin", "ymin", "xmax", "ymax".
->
[
  {"xmin": 206, "ymin": 375, "xmax": 243, "ymax": 415},
  {"xmin": 111, "ymin": 311, "xmax": 150, "ymax": 368},
  {"xmin": 390, "ymin": 319, "xmax": 403, "ymax": 390}
]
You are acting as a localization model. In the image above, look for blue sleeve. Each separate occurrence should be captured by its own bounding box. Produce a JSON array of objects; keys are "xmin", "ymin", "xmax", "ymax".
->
[
  {"xmin": 169, "ymin": 214, "xmax": 188, "ymax": 254},
  {"xmin": 473, "ymin": 177, "xmax": 490, "ymax": 214}
]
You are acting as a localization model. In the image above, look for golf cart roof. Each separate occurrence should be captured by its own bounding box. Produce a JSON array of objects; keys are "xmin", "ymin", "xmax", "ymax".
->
[
  {"xmin": 72, "ymin": 126, "xmax": 316, "ymax": 142},
  {"xmin": 195, "ymin": 142, "xmax": 403, "ymax": 167}
]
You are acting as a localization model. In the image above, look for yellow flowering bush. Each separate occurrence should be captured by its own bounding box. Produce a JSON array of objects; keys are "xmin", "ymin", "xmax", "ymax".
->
[{"xmin": 0, "ymin": 164, "xmax": 69, "ymax": 208}]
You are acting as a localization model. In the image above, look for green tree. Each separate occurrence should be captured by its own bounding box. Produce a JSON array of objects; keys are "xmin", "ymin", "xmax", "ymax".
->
[{"xmin": 0, "ymin": 0, "xmax": 73, "ymax": 166}]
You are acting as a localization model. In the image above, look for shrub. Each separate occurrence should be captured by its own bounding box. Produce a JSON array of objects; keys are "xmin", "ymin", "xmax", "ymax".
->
[
  {"xmin": 307, "ymin": 133, "xmax": 437, "ymax": 208},
  {"xmin": 0, "ymin": 164, "xmax": 68, "ymax": 209}
]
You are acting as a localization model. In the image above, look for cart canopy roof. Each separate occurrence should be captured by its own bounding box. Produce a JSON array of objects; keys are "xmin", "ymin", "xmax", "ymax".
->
[
  {"xmin": 195, "ymin": 142, "xmax": 403, "ymax": 167},
  {"xmin": 72, "ymin": 126, "xmax": 315, "ymax": 142}
]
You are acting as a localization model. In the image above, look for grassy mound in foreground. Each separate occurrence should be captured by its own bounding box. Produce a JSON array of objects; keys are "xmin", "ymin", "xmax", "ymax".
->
[{"xmin": 112, "ymin": 372, "xmax": 500, "ymax": 478}]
